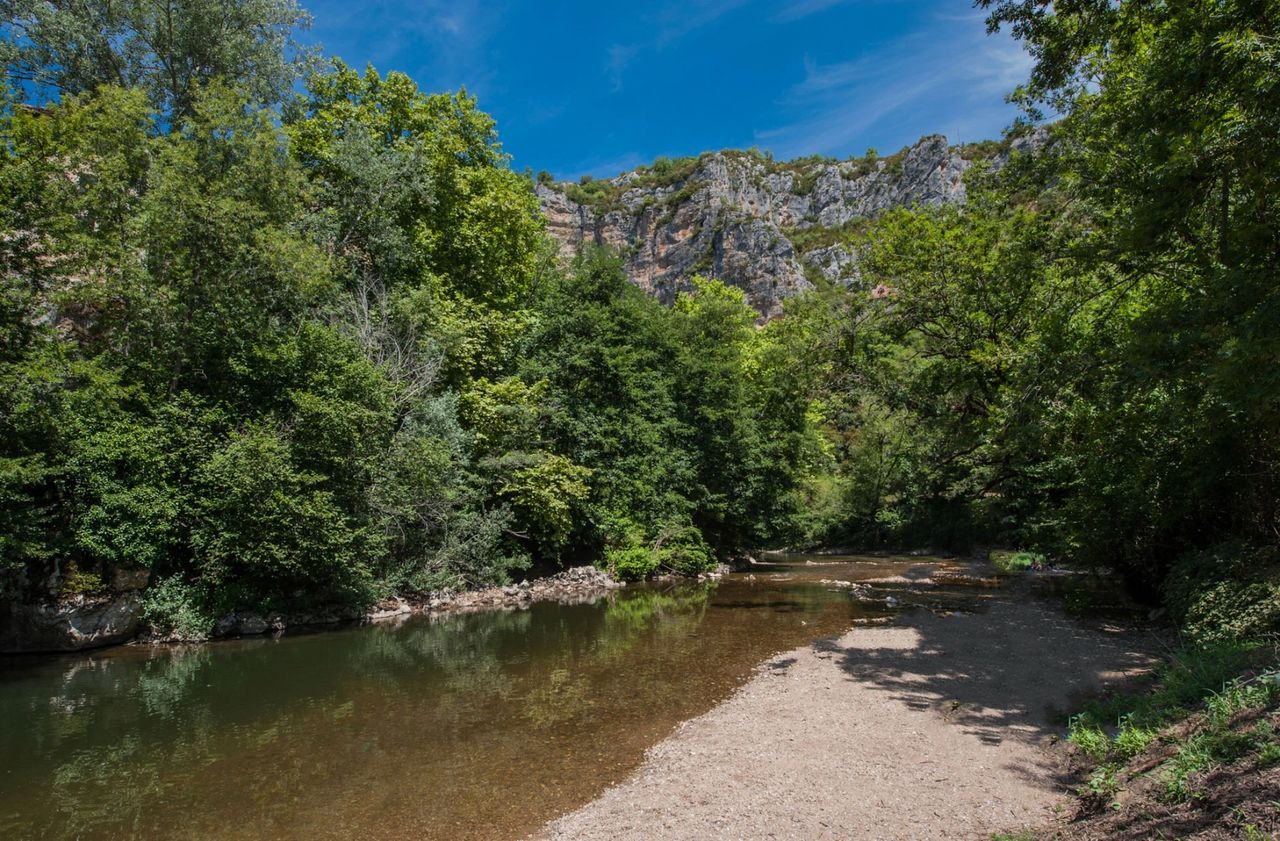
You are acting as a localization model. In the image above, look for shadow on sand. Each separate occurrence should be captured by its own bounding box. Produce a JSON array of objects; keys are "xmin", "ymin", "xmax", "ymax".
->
[{"xmin": 814, "ymin": 592, "xmax": 1160, "ymax": 791}]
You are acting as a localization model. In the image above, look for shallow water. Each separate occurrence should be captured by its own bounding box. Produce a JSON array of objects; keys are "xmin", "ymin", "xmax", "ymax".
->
[{"xmin": 0, "ymin": 555, "xmax": 967, "ymax": 841}]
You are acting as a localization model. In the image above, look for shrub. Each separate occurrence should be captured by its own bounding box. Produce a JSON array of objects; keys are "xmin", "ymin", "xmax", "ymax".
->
[
  {"xmin": 1084, "ymin": 763, "xmax": 1121, "ymax": 800},
  {"xmin": 58, "ymin": 565, "xmax": 106, "ymax": 599},
  {"xmin": 604, "ymin": 545, "xmax": 661, "ymax": 582},
  {"xmin": 141, "ymin": 576, "xmax": 214, "ymax": 639},
  {"xmin": 602, "ymin": 519, "xmax": 715, "ymax": 581},
  {"xmin": 991, "ymin": 549, "xmax": 1046, "ymax": 573},
  {"xmin": 643, "ymin": 155, "xmax": 699, "ymax": 187},
  {"xmin": 790, "ymin": 169, "xmax": 820, "ymax": 196},
  {"xmin": 408, "ymin": 506, "xmax": 530, "ymax": 591},
  {"xmin": 562, "ymin": 176, "xmax": 621, "ymax": 209},
  {"xmin": 1164, "ymin": 544, "xmax": 1280, "ymax": 644},
  {"xmin": 191, "ymin": 428, "xmax": 374, "ymax": 601},
  {"xmin": 1112, "ymin": 718, "xmax": 1159, "ymax": 759},
  {"xmin": 1068, "ymin": 721, "xmax": 1111, "ymax": 761}
]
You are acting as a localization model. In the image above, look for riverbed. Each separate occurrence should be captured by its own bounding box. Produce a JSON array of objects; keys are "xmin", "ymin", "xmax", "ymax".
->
[{"xmin": 1, "ymin": 555, "xmax": 986, "ymax": 840}]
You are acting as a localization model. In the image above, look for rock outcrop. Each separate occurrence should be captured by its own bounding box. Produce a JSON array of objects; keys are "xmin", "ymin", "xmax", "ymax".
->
[
  {"xmin": 538, "ymin": 133, "xmax": 1038, "ymax": 317},
  {"xmin": 205, "ymin": 566, "xmax": 625, "ymax": 640},
  {"xmin": 0, "ymin": 594, "xmax": 143, "ymax": 653}
]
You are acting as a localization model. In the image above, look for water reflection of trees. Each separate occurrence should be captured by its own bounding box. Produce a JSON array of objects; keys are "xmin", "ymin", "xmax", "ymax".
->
[
  {"xmin": 522, "ymin": 583, "xmax": 716, "ymax": 728},
  {"xmin": 2, "ymin": 584, "xmax": 725, "ymax": 841}
]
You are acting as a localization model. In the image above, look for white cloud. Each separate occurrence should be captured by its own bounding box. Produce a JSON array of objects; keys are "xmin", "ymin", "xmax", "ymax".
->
[
  {"xmin": 654, "ymin": 0, "xmax": 752, "ymax": 46},
  {"xmin": 775, "ymin": 0, "xmax": 848, "ymax": 21},
  {"xmin": 311, "ymin": 0, "xmax": 507, "ymax": 98},
  {"xmin": 755, "ymin": 9, "xmax": 1032, "ymax": 158},
  {"xmin": 774, "ymin": 0, "xmax": 915, "ymax": 23},
  {"xmin": 606, "ymin": 44, "xmax": 639, "ymax": 92}
]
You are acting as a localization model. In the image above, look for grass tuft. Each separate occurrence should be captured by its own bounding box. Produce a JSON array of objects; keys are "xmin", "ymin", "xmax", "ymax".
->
[{"xmin": 1066, "ymin": 642, "xmax": 1279, "ymax": 803}]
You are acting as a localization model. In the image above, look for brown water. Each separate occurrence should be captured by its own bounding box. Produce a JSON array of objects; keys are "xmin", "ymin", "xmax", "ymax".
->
[{"xmin": 0, "ymin": 555, "xmax": 972, "ymax": 841}]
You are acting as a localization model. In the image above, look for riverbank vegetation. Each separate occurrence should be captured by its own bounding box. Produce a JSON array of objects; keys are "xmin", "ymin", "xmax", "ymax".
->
[
  {"xmin": 0, "ymin": 1, "xmax": 823, "ymax": 635},
  {"xmin": 1, "ymin": 0, "xmax": 1277, "ymax": 654},
  {"xmin": 794, "ymin": 0, "xmax": 1280, "ymax": 643}
]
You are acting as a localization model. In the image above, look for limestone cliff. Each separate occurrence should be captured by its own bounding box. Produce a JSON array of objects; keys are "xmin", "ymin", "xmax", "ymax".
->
[{"xmin": 537, "ymin": 133, "xmax": 1034, "ymax": 316}]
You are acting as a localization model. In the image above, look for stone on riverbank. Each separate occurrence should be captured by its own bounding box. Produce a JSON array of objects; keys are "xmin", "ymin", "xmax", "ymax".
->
[
  {"xmin": 0, "ymin": 594, "xmax": 143, "ymax": 652},
  {"xmin": 206, "ymin": 566, "xmax": 624, "ymax": 640}
]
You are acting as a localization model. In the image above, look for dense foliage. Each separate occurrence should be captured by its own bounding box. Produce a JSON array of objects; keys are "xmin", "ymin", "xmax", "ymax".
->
[
  {"xmin": 1, "ymin": 0, "xmax": 1276, "ymax": 644},
  {"xmin": 792, "ymin": 0, "xmax": 1279, "ymax": 636},
  {"xmin": 0, "ymin": 6, "xmax": 820, "ymax": 630}
]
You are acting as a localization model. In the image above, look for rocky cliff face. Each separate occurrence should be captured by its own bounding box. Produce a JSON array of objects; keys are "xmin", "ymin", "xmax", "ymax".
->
[{"xmin": 537, "ymin": 134, "xmax": 1033, "ymax": 317}]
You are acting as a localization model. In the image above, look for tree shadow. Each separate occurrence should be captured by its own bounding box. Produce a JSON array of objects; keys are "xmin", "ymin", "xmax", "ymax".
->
[
  {"xmin": 816, "ymin": 595, "xmax": 1160, "ymax": 788},
  {"xmin": 764, "ymin": 656, "xmax": 798, "ymax": 672}
]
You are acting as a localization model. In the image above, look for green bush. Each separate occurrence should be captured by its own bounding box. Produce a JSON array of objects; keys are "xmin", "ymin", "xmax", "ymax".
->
[
  {"xmin": 790, "ymin": 169, "xmax": 820, "ymax": 196},
  {"xmin": 58, "ymin": 565, "xmax": 106, "ymax": 599},
  {"xmin": 1067, "ymin": 721, "xmax": 1111, "ymax": 762},
  {"xmin": 990, "ymin": 550, "xmax": 1046, "ymax": 573},
  {"xmin": 603, "ymin": 527, "xmax": 716, "ymax": 582},
  {"xmin": 411, "ymin": 507, "xmax": 530, "ymax": 591},
  {"xmin": 1084, "ymin": 763, "xmax": 1121, "ymax": 801},
  {"xmin": 141, "ymin": 576, "xmax": 215, "ymax": 639},
  {"xmin": 653, "ymin": 523, "xmax": 714, "ymax": 576},
  {"xmin": 641, "ymin": 155, "xmax": 699, "ymax": 188},
  {"xmin": 1164, "ymin": 544, "xmax": 1280, "ymax": 644},
  {"xmin": 562, "ymin": 176, "xmax": 621, "ymax": 209},
  {"xmin": 191, "ymin": 428, "xmax": 374, "ymax": 601},
  {"xmin": 604, "ymin": 546, "xmax": 661, "ymax": 582}
]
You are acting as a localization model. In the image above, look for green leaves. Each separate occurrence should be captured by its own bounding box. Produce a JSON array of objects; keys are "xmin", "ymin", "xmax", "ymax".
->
[
  {"xmin": 191, "ymin": 427, "xmax": 372, "ymax": 597},
  {"xmin": 1, "ymin": 0, "xmax": 315, "ymax": 118},
  {"xmin": 497, "ymin": 453, "xmax": 592, "ymax": 550}
]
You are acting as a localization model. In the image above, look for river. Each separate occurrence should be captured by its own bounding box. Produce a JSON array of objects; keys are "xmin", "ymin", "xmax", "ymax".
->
[{"xmin": 0, "ymin": 554, "xmax": 975, "ymax": 840}]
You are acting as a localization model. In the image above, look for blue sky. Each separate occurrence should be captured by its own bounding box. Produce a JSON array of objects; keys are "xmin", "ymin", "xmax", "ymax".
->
[{"xmin": 301, "ymin": 1, "xmax": 1032, "ymax": 180}]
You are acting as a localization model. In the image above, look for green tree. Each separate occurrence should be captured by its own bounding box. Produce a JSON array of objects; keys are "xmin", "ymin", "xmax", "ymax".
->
[
  {"xmin": 978, "ymin": 0, "xmax": 1280, "ymax": 588},
  {"xmin": 520, "ymin": 247, "xmax": 694, "ymax": 559},
  {"xmin": 670, "ymin": 277, "xmax": 766, "ymax": 554},
  {"xmin": 0, "ymin": 0, "xmax": 314, "ymax": 117},
  {"xmin": 284, "ymin": 62, "xmax": 549, "ymax": 385}
]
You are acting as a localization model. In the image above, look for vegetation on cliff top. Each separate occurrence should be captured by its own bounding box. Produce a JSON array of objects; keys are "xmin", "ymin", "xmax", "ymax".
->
[{"xmin": 544, "ymin": 138, "xmax": 963, "ymax": 218}]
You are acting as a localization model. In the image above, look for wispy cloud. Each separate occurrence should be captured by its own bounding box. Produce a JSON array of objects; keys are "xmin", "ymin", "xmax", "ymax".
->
[
  {"xmin": 602, "ymin": 0, "xmax": 751, "ymax": 92},
  {"xmin": 606, "ymin": 44, "xmax": 639, "ymax": 92},
  {"xmin": 309, "ymin": 0, "xmax": 507, "ymax": 98},
  {"xmin": 525, "ymin": 101, "xmax": 567, "ymax": 126},
  {"xmin": 653, "ymin": 0, "xmax": 751, "ymax": 46},
  {"xmin": 755, "ymin": 10, "xmax": 1031, "ymax": 158},
  {"xmin": 774, "ymin": 0, "xmax": 849, "ymax": 22},
  {"xmin": 774, "ymin": 0, "xmax": 913, "ymax": 23}
]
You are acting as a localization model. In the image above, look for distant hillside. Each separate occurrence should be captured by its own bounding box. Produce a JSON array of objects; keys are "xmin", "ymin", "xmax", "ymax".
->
[{"xmin": 536, "ymin": 133, "xmax": 1039, "ymax": 316}]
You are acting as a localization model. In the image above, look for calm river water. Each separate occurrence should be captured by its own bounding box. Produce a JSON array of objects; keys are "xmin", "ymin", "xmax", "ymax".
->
[{"xmin": 0, "ymin": 555, "xmax": 971, "ymax": 840}]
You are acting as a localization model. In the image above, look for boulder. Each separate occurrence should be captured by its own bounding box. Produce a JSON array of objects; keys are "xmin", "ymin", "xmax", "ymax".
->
[
  {"xmin": 238, "ymin": 613, "xmax": 269, "ymax": 635},
  {"xmin": 213, "ymin": 614, "xmax": 239, "ymax": 638},
  {"xmin": 0, "ymin": 594, "xmax": 142, "ymax": 653},
  {"xmin": 111, "ymin": 567, "xmax": 151, "ymax": 591}
]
